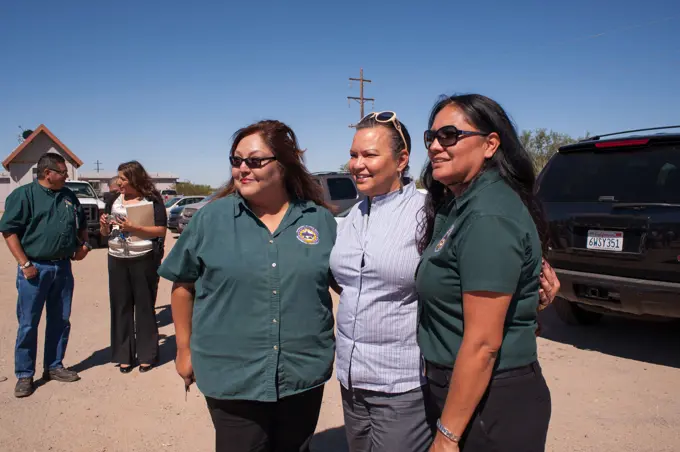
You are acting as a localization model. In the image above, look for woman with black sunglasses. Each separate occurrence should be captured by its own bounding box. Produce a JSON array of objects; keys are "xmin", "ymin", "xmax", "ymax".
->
[
  {"xmin": 158, "ymin": 120, "xmax": 336, "ymax": 452},
  {"xmin": 418, "ymin": 94, "xmax": 553, "ymax": 452},
  {"xmin": 329, "ymin": 110, "xmax": 559, "ymax": 452}
]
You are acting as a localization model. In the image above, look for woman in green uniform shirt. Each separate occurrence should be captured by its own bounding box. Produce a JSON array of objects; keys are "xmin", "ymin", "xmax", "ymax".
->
[
  {"xmin": 158, "ymin": 120, "xmax": 337, "ymax": 452},
  {"xmin": 417, "ymin": 95, "xmax": 552, "ymax": 452}
]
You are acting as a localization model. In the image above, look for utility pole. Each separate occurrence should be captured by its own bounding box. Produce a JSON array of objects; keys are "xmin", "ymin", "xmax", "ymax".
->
[
  {"xmin": 94, "ymin": 160, "xmax": 103, "ymax": 173},
  {"xmin": 347, "ymin": 68, "xmax": 375, "ymax": 127}
]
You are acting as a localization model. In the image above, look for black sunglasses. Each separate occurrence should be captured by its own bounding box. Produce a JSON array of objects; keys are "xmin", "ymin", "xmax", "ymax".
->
[
  {"xmin": 229, "ymin": 156, "xmax": 277, "ymax": 169},
  {"xmin": 424, "ymin": 126, "xmax": 489, "ymax": 149}
]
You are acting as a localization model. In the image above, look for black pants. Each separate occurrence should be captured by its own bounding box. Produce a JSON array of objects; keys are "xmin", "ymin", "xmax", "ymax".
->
[
  {"xmin": 206, "ymin": 386, "xmax": 324, "ymax": 452},
  {"xmin": 425, "ymin": 360, "xmax": 551, "ymax": 452},
  {"xmin": 108, "ymin": 253, "xmax": 159, "ymax": 365}
]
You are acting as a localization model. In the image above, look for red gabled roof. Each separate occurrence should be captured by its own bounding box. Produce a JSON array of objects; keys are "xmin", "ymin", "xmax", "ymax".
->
[{"xmin": 2, "ymin": 124, "xmax": 84, "ymax": 170}]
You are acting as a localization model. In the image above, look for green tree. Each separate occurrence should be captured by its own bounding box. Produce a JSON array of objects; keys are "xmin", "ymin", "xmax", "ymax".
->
[
  {"xmin": 520, "ymin": 128, "xmax": 590, "ymax": 172},
  {"xmin": 339, "ymin": 162, "xmax": 350, "ymax": 172},
  {"xmin": 173, "ymin": 181, "xmax": 214, "ymax": 196}
]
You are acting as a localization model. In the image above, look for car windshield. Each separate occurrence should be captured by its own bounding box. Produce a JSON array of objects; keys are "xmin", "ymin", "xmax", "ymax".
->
[
  {"xmin": 65, "ymin": 183, "xmax": 96, "ymax": 199},
  {"xmin": 538, "ymin": 144, "xmax": 680, "ymax": 204},
  {"xmin": 164, "ymin": 197, "xmax": 181, "ymax": 207}
]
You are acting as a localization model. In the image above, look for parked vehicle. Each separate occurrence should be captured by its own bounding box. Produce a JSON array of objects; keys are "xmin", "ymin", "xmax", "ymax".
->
[
  {"xmin": 312, "ymin": 171, "xmax": 362, "ymax": 215},
  {"xmin": 167, "ymin": 196, "xmax": 206, "ymax": 232},
  {"xmin": 177, "ymin": 192, "xmax": 218, "ymax": 233},
  {"xmin": 537, "ymin": 126, "xmax": 680, "ymax": 325},
  {"xmin": 161, "ymin": 189, "xmax": 178, "ymax": 203},
  {"xmin": 65, "ymin": 180, "xmax": 107, "ymax": 247},
  {"xmin": 165, "ymin": 195, "xmax": 206, "ymax": 216}
]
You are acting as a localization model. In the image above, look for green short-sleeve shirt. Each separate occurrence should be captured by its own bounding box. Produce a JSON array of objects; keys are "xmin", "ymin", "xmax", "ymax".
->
[
  {"xmin": 158, "ymin": 194, "xmax": 337, "ymax": 402},
  {"xmin": 0, "ymin": 181, "xmax": 86, "ymax": 260},
  {"xmin": 416, "ymin": 169, "xmax": 542, "ymax": 371}
]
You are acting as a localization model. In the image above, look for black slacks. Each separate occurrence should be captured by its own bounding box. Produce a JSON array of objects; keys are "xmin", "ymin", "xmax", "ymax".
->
[
  {"xmin": 206, "ymin": 386, "xmax": 324, "ymax": 452},
  {"xmin": 425, "ymin": 360, "xmax": 551, "ymax": 452},
  {"xmin": 108, "ymin": 253, "xmax": 159, "ymax": 365}
]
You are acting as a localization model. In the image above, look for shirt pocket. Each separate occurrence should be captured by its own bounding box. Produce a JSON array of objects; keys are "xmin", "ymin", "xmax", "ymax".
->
[{"xmin": 58, "ymin": 199, "xmax": 78, "ymax": 232}]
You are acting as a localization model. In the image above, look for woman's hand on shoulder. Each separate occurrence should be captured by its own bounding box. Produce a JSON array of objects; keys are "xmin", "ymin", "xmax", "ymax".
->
[{"xmin": 538, "ymin": 258, "xmax": 561, "ymax": 309}]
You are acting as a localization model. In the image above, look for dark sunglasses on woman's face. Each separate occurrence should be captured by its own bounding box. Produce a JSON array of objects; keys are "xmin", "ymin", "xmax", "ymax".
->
[
  {"xmin": 229, "ymin": 156, "xmax": 277, "ymax": 169},
  {"xmin": 423, "ymin": 126, "xmax": 490, "ymax": 149}
]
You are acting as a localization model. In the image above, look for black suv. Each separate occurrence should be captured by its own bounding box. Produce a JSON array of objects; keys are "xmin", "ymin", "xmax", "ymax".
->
[{"xmin": 537, "ymin": 126, "xmax": 680, "ymax": 325}]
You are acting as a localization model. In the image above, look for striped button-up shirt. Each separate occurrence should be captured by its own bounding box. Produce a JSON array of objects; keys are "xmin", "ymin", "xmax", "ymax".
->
[{"xmin": 330, "ymin": 181, "xmax": 426, "ymax": 393}]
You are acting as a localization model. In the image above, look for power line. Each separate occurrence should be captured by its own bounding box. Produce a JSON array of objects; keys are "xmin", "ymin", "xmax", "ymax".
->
[
  {"xmin": 94, "ymin": 160, "xmax": 103, "ymax": 173},
  {"xmin": 347, "ymin": 68, "xmax": 375, "ymax": 128}
]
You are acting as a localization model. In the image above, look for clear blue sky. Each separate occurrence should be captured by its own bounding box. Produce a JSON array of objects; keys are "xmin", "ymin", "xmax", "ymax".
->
[{"xmin": 1, "ymin": 0, "xmax": 678, "ymax": 187}]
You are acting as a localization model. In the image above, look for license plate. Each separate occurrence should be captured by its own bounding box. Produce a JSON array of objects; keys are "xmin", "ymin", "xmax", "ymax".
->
[{"xmin": 587, "ymin": 230, "xmax": 623, "ymax": 252}]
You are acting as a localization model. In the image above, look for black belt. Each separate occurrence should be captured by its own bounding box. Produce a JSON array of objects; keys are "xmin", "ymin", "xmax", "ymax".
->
[
  {"xmin": 29, "ymin": 257, "xmax": 69, "ymax": 263},
  {"xmin": 425, "ymin": 359, "xmax": 540, "ymax": 381}
]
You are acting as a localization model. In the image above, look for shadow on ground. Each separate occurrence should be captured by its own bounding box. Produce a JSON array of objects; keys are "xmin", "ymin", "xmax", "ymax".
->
[
  {"xmin": 539, "ymin": 306, "xmax": 680, "ymax": 369},
  {"xmin": 156, "ymin": 303, "xmax": 173, "ymax": 328},
  {"xmin": 311, "ymin": 426, "xmax": 348, "ymax": 452},
  {"xmin": 70, "ymin": 305, "xmax": 177, "ymax": 374}
]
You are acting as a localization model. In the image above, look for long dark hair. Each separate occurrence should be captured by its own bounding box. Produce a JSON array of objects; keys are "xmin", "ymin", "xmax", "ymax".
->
[
  {"xmin": 117, "ymin": 160, "xmax": 162, "ymax": 204},
  {"xmin": 417, "ymin": 94, "xmax": 550, "ymax": 255},
  {"xmin": 215, "ymin": 120, "xmax": 328, "ymax": 208}
]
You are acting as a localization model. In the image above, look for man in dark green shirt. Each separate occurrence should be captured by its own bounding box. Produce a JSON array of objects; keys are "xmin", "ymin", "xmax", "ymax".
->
[{"xmin": 0, "ymin": 153, "xmax": 92, "ymax": 398}]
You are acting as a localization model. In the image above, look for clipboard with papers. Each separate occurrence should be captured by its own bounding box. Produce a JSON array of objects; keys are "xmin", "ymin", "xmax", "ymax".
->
[{"xmin": 124, "ymin": 201, "xmax": 155, "ymax": 242}]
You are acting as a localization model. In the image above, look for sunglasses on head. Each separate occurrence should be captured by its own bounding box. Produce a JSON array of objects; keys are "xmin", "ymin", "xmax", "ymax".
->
[
  {"xmin": 360, "ymin": 111, "xmax": 409, "ymax": 153},
  {"xmin": 229, "ymin": 155, "xmax": 277, "ymax": 169},
  {"xmin": 423, "ymin": 126, "xmax": 490, "ymax": 149}
]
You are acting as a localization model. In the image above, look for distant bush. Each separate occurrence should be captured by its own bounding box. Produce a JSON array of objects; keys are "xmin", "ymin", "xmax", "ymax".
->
[{"xmin": 173, "ymin": 182, "xmax": 214, "ymax": 196}]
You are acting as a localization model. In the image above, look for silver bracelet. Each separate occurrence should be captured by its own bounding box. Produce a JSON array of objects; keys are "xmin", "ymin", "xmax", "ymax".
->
[{"xmin": 436, "ymin": 418, "xmax": 461, "ymax": 443}]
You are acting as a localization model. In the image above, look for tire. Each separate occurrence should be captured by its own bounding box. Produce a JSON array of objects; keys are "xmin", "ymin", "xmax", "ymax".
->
[{"xmin": 553, "ymin": 297, "xmax": 603, "ymax": 325}]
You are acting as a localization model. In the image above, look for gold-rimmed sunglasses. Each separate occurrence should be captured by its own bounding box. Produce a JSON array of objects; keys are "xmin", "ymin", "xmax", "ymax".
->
[{"xmin": 359, "ymin": 111, "xmax": 409, "ymax": 153}]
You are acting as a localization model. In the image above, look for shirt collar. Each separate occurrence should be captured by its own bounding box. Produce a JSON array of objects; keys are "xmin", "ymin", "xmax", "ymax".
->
[
  {"xmin": 233, "ymin": 193, "xmax": 315, "ymax": 234},
  {"xmin": 34, "ymin": 180, "xmax": 61, "ymax": 196},
  {"xmin": 453, "ymin": 168, "xmax": 502, "ymax": 209},
  {"xmin": 370, "ymin": 180, "xmax": 417, "ymax": 207}
]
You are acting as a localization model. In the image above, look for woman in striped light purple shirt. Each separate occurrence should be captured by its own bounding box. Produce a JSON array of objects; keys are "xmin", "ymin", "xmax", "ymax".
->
[
  {"xmin": 330, "ymin": 111, "xmax": 432, "ymax": 451},
  {"xmin": 329, "ymin": 111, "xmax": 560, "ymax": 452}
]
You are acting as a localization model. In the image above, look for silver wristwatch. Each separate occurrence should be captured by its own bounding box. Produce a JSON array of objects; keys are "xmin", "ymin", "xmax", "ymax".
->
[
  {"xmin": 436, "ymin": 419, "xmax": 461, "ymax": 443},
  {"xmin": 20, "ymin": 261, "xmax": 33, "ymax": 269}
]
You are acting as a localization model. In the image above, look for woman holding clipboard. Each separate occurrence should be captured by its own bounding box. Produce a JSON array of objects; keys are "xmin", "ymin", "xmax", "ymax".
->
[{"xmin": 99, "ymin": 161, "xmax": 167, "ymax": 373}]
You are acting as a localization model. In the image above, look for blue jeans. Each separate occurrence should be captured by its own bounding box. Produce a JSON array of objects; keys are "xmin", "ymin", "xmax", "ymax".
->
[{"xmin": 15, "ymin": 260, "xmax": 74, "ymax": 379}]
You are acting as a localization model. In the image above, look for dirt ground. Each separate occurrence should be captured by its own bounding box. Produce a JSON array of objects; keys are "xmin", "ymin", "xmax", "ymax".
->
[{"xmin": 0, "ymin": 232, "xmax": 679, "ymax": 452}]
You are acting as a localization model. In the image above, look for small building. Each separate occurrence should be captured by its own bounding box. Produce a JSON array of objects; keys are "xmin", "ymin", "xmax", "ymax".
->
[
  {"xmin": 78, "ymin": 171, "xmax": 179, "ymax": 195},
  {"xmin": 1, "ymin": 124, "xmax": 83, "ymax": 211},
  {"xmin": 0, "ymin": 124, "xmax": 179, "ymax": 210}
]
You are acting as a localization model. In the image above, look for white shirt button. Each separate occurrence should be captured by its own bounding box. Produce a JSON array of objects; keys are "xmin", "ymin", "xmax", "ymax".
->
[
  {"xmin": 269, "ymin": 240, "xmax": 274, "ymax": 244},
  {"xmin": 273, "ymin": 319, "xmax": 277, "ymax": 323},
  {"xmin": 273, "ymin": 345, "xmax": 278, "ymax": 350},
  {"xmin": 272, "ymin": 263, "xmax": 277, "ymax": 268},
  {"xmin": 273, "ymin": 290, "xmax": 277, "ymax": 294}
]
